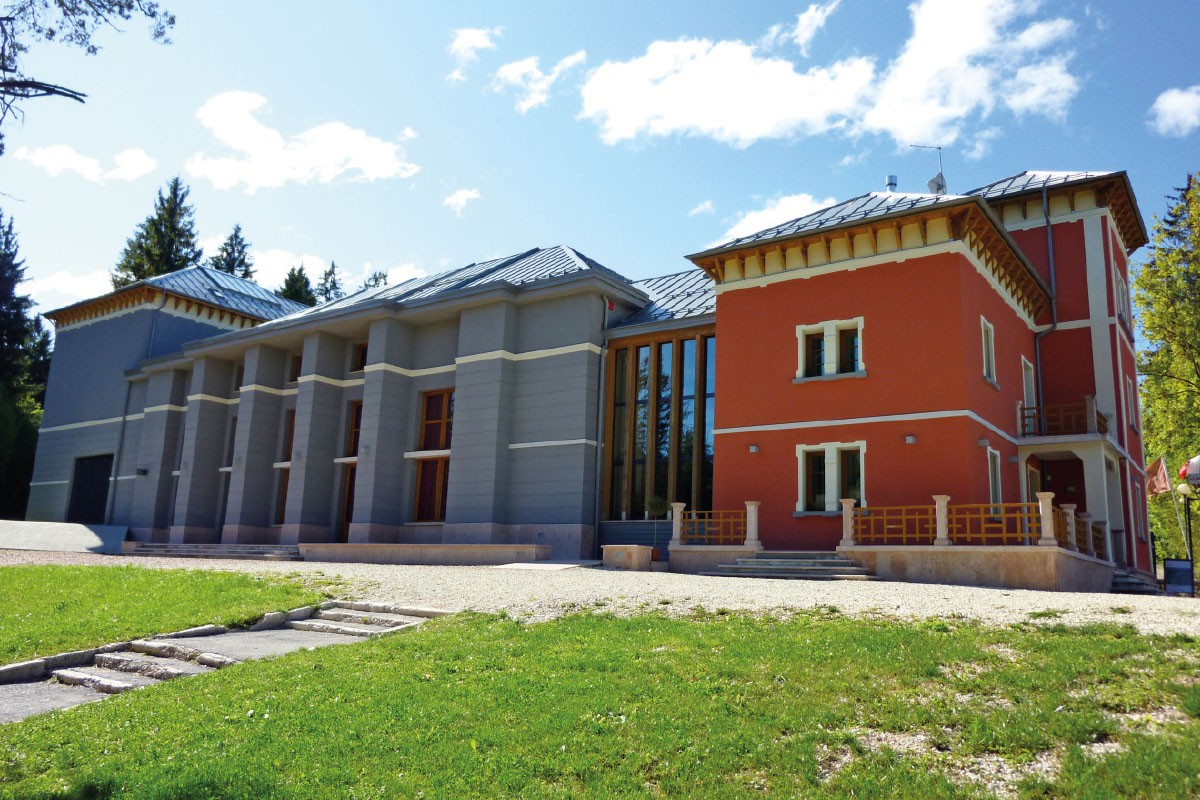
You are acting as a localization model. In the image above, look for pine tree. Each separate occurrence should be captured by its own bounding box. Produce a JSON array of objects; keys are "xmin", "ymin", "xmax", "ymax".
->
[
  {"xmin": 316, "ymin": 261, "xmax": 345, "ymax": 302},
  {"xmin": 1133, "ymin": 172, "xmax": 1200, "ymax": 562},
  {"xmin": 111, "ymin": 176, "xmax": 203, "ymax": 288},
  {"xmin": 276, "ymin": 264, "xmax": 317, "ymax": 307},
  {"xmin": 0, "ymin": 210, "xmax": 35, "ymax": 397},
  {"xmin": 361, "ymin": 270, "xmax": 388, "ymax": 291},
  {"xmin": 208, "ymin": 223, "xmax": 254, "ymax": 279}
]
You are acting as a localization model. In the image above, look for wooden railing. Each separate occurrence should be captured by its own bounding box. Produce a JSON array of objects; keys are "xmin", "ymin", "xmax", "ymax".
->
[
  {"xmin": 1020, "ymin": 401, "xmax": 1108, "ymax": 437},
  {"xmin": 1051, "ymin": 506, "xmax": 1071, "ymax": 549},
  {"xmin": 854, "ymin": 506, "xmax": 936, "ymax": 545},
  {"xmin": 680, "ymin": 510, "xmax": 746, "ymax": 545},
  {"xmin": 946, "ymin": 503, "xmax": 1040, "ymax": 545},
  {"xmin": 1091, "ymin": 522, "xmax": 1107, "ymax": 561}
]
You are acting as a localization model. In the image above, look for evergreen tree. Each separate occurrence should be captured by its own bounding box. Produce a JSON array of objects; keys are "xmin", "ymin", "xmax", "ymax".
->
[
  {"xmin": 361, "ymin": 270, "xmax": 388, "ymax": 291},
  {"xmin": 207, "ymin": 223, "xmax": 254, "ymax": 279},
  {"xmin": 111, "ymin": 176, "xmax": 203, "ymax": 288},
  {"xmin": 316, "ymin": 261, "xmax": 345, "ymax": 302},
  {"xmin": 0, "ymin": 211, "xmax": 34, "ymax": 396},
  {"xmin": 276, "ymin": 264, "xmax": 317, "ymax": 307},
  {"xmin": 1133, "ymin": 172, "xmax": 1200, "ymax": 562}
]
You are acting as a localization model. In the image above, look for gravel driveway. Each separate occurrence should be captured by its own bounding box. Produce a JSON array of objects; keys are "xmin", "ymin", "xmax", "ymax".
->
[{"xmin": 4, "ymin": 549, "xmax": 1198, "ymax": 635}]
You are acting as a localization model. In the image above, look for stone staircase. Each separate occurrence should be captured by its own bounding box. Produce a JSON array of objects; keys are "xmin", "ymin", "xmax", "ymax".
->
[
  {"xmin": 702, "ymin": 551, "xmax": 876, "ymax": 581},
  {"xmin": 1110, "ymin": 569, "xmax": 1159, "ymax": 595},
  {"xmin": 0, "ymin": 601, "xmax": 447, "ymax": 723},
  {"xmin": 123, "ymin": 542, "xmax": 303, "ymax": 561}
]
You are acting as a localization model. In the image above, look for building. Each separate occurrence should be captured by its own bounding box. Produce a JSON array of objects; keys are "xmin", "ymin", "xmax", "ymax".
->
[{"xmin": 27, "ymin": 171, "xmax": 1154, "ymax": 591}]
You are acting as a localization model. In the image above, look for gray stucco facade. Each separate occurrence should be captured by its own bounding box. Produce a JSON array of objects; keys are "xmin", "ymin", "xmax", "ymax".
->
[{"xmin": 28, "ymin": 249, "xmax": 686, "ymax": 560}]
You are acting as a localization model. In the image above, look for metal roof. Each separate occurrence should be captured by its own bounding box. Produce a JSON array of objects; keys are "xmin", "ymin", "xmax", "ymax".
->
[
  {"xmin": 146, "ymin": 266, "xmax": 306, "ymax": 320},
  {"xmin": 700, "ymin": 191, "xmax": 967, "ymax": 254},
  {"xmin": 614, "ymin": 269, "xmax": 714, "ymax": 328},
  {"xmin": 965, "ymin": 170, "xmax": 1117, "ymax": 200},
  {"xmin": 260, "ymin": 245, "xmax": 636, "ymax": 327}
]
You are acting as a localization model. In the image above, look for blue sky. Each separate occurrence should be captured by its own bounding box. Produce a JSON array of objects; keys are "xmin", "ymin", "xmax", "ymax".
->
[{"xmin": 3, "ymin": 0, "xmax": 1199, "ymax": 317}]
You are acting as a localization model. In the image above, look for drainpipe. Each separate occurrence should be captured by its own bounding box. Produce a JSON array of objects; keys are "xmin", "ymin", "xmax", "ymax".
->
[
  {"xmin": 106, "ymin": 292, "xmax": 166, "ymax": 524},
  {"xmin": 1032, "ymin": 186, "xmax": 1058, "ymax": 435}
]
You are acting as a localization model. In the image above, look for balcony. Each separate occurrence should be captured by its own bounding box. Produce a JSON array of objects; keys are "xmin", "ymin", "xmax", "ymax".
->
[{"xmin": 1019, "ymin": 397, "xmax": 1108, "ymax": 438}]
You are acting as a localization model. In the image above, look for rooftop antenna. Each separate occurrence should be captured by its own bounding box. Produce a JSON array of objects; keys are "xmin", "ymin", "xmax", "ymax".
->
[{"xmin": 911, "ymin": 144, "xmax": 946, "ymax": 195}]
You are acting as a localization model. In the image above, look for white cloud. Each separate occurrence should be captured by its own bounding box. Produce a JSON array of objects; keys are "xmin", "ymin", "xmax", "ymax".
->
[
  {"xmin": 718, "ymin": 193, "xmax": 837, "ymax": 244},
  {"xmin": 185, "ymin": 92, "xmax": 419, "ymax": 193},
  {"xmin": 12, "ymin": 145, "xmax": 156, "ymax": 183},
  {"xmin": 1149, "ymin": 84, "xmax": 1200, "ymax": 137},
  {"xmin": 688, "ymin": 200, "xmax": 715, "ymax": 217},
  {"xmin": 25, "ymin": 269, "xmax": 114, "ymax": 314},
  {"xmin": 447, "ymin": 27, "xmax": 501, "ymax": 82},
  {"xmin": 352, "ymin": 260, "xmax": 427, "ymax": 290},
  {"xmin": 493, "ymin": 50, "xmax": 586, "ymax": 113},
  {"xmin": 964, "ymin": 127, "xmax": 1001, "ymax": 161},
  {"xmin": 251, "ymin": 248, "xmax": 328, "ymax": 292},
  {"xmin": 792, "ymin": 1, "xmax": 841, "ymax": 57},
  {"xmin": 581, "ymin": 0, "xmax": 1081, "ymax": 150},
  {"xmin": 443, "ymin": 188, "xmax": 481, "ymax": 217}
]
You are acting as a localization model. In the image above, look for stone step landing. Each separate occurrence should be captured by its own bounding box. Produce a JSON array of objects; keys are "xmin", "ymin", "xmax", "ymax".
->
[
  {"xmin": 703, "ymin": 550, "xmax": 877, "ymax": 581},
  {"xmin": 124, "ymin": 542, "xmax": 303, "ymax": 561}
]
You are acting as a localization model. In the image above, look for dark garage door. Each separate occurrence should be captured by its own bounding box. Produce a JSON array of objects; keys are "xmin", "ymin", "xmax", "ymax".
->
[{"xmin": 66, "ymin": 454, "xmax": 113, "ymax": 524}]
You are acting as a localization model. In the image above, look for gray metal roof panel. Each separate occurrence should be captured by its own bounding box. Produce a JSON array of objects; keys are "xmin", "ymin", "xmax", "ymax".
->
[
  {"xmin": 144, "ymin": 266, "xmax": 306, "ymax": 320},
  {"xmin": 965, "ymin": 171, "xmax": 1117, "ymax": 200},
  {"xmin": 703, "ymin": 191, "xmax": 967, "ymax": 254},
  {"xmin": 614, "ymin": 269, "xmax": 714, "ymax": 327}
]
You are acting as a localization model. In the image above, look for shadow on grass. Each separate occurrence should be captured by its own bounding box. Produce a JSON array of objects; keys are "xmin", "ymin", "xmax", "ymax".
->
[{"xmin": 30, "ymin": 773, "xmax": 278, "ymax": 800}]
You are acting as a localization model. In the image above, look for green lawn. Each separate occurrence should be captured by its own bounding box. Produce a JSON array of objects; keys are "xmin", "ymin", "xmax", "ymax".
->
[
  {"xmin": 0, "ymin": 565, "xmax": 330, "ymax": 662},
  {"xmin": 2, "ymin": 610, "xmax": 1197, "ymax": 799}
]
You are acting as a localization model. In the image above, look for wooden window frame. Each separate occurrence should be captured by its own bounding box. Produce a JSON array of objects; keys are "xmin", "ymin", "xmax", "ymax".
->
[
  {"xmin": 981, "ymin": 316, "xmax": 997, "ymax": 384},
  {"xmin": 345, "ymin": 400, "xmax": 364, "ymax": 457},
  {"xmin": 413, "ymin": 388, "xmax": 454, "ymax": 523},
  {"xmin": 352, "ymin": 342, "xmax": 369, "ymax": 372}
]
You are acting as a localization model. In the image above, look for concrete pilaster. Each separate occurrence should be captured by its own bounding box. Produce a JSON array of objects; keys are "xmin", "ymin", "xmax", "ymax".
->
[
  {"xmin": 281, "ymin": 331, "xmax": 347, "ymax": 544},
  {"xmin": 170, "ymin": 357, "xmax": 234, "ymax": 543},
  {"xmin": 222, "ymin": 345, "xmax": 286, "ymax": 544},
  {"xmin": 129, "ymin": 368, "xmax": 189, "ymax": 541},
  {"xmin": 349, "ymin": 319, "xmax": 414, "ymax": 542}
]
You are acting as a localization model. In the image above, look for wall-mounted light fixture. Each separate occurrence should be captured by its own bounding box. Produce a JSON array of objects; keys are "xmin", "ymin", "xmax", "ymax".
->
[
  {"xmin": 904, "ymin": 435, "xmax": 916, "ymax": 445},
  {"xmin": 749, "ymin": 444, "xmax": 760, "ymax": 454},
  {"xmin": 976, "ymin": 438, "xmax": 989, "ymax": 447}
]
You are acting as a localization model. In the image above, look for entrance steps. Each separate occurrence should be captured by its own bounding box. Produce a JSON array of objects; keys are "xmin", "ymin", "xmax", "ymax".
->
[
  {"xmin": 702, "ymin": 550, "xmax": 877, "ymax": 581},
  {"xmin": 1110, "ymin": 569, "xmax": 1159, "ymax": 595},
  {"xmin": 123, "ymin": 542, "xmax": 302, "ymax": 561}
]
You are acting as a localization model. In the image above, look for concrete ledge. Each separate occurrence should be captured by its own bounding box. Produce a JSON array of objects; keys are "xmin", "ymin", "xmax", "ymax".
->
[
  {"xmin": 669, "ymin": 544, "xmax": 760, "ymax": 574},
  {"xmin": 838, "ymin": 545, "xmax": 1114, "ymax": 592},
  {"xmin": 602, "ymin": 544, "xmax": 653, "ymax": 571},
  {"xmin": 297, "ymin": 543, "xmax": 551, "ymax": 566}
]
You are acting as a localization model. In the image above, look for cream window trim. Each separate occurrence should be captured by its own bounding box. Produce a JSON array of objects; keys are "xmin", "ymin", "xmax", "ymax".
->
[
  {"xmin": 218, "ymin": 466, "xmax": 233, "ymax": 474},
  {"xmin": 273, "ymin": 461, "xmax": 292, "ymax": 470},
  {"xmin": 795, "ymin": 316, "xmax": 865, "ymax": 380},
  {"xmin": 794, "ymin": 440, "xmax": 866, "ymax": 514},
  {"xmin": 981, "ymin": 316, "xmax": 997, "ymax": 383},
  {"xmin": 403, "ymin": 449, "xmax": 451, "ymax": 460},
  {"xmin": 333, "ymin": 455, "xmax": 358, "ymax": 465}
]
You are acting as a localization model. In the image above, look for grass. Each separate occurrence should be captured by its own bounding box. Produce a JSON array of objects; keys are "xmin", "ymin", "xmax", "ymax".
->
[
  {"xmin": 0, "ymin": 565, "xmax": 330, "ymax": 662},
  {"xmin": 2, "ymin": 611, "xmax": 1198, "ymax": 799}
]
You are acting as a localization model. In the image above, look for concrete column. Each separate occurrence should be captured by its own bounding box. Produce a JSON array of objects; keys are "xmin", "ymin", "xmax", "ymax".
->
[
  {"xmin": 1077, "ymin": 511, "xmax": 1094, "ymax": 556},
  {"xmin": 840, "ymin": 498, "xmax": 857, "ymax": 547},
  {"xmin": 1061, "ymin": 503, "xmax": 1077, "ymax": 550},
  {"xmin": 1085, "ymin": 395, "xmax": 1098, "ymax": 434},
  {"xmin": 445, "ymin": 302, "xmax": 517, "ymax": 534},
  {"xmin": 170, "ymin": 357, "xmax": 234, "ymax": 543},
  {"xmin": 670, "ymin": 502, "xmax": 685, "ymax": 547},
  {"xmin": 933, "ymin": 494, "xmax": 951, "ymax": 546},
  {"xmin": 1098, "ymin": 519, "xmax": 1112, "ymax": 563},
  {"xmin": 349, "ymin": 319, "xmax": 414, "ymax": 542},
  {"xmin": 281, "ymin": 331, "xmax": 347, "ymax": 544},
  {"xmin": 129, "ymin": 368, "xmax": 189, "ymax": 541},
  {"xmin": 744, "ymin": 500, "xmax": 762, "ymax": 550},
  {"xmin": 1036, "ymin": 491, "xmax": 1057, "ymax": 546},
  {"xmin": 223, "ymin": 345, "xmax": 287, "ymax": 544}
]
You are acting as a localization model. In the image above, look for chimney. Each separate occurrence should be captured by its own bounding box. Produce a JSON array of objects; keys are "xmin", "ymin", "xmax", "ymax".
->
[{"xmin": 885, "ymin": 174, "xmax": 898, "ymax": 192}]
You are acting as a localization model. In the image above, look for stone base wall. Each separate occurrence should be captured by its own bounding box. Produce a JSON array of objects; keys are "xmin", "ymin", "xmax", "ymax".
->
[
  {"xmin": 342, "ymin": 522, "xmax": 592, "ymax": 560},
  {"xmin": 669, "ymin": 544, "xmax": 759, "ymax": 574},
  {"xmin": 169, "ymin": 525, "xmax": 220, "ymax": 544},
  {"xmin": 297, "ymin": 543, "xmax": 551, "ymax": 565},
  {"xmin": 839, "ymin": 545, "xmax": 1114, "ymax": 592}
]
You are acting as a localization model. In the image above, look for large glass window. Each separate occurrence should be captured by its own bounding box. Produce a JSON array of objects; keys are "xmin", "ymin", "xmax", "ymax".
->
[
  {"xmin": 415, "ymin": 389, "xmax": 454, "ymax": 522},
  {"xmin": 605, "ymin": 328, "xmax": 715, "ymax": 518}
]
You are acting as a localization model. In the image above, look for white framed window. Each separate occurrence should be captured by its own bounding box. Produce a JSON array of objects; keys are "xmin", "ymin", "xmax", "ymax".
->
[
  {"xmin": 795, "ymin": 318, "xmax": 865, "ymax": 380},
  {"xmin": 981, "ymin": 316, "xmax": 996, "ymax": 384},
  {"xmin": 1125, "ymin": 376, "xmax": 1138, "ymax": 430},
  {"xmin": 1113, "ymin": 267, "xmax": 1130, "ymax": 321},
  {"xmin": 795, "ymin": 440, "xmax": 866, "ymax": 513},
  {"xmin": 987, "ymin": 447, "xmax": 1002, "ymax": 506}
]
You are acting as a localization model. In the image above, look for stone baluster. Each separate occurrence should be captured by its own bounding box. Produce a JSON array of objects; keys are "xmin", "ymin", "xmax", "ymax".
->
[
  {"xmin": 744, "ymin": 501, "xmax": 762, "ymax": 551},
  {"xmin": 933, "ymin": 495, "xmax": 951, "ymax": 546},
  {"xmin": 1061, "ymin": 503, "xmax": 1077, "ymax": 550},
  {"xmin": 840, "ymin": 498, "xmax": 857, "ymax": 547},
  {"xmin": 1036, "ymin": 491, "xmax": 1057, "ymax": 546},
  {"xmin": 670, "ymin": 502, "xmax": 686, "ymax": 548}
]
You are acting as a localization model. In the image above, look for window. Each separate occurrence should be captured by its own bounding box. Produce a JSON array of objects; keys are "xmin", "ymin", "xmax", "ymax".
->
[
  {"xmin": 795, "ymin": 318, "xmax": 864, "ymax": 380},
  {"xmin": 233, "ymin": 364, "xmax": 244, "ymax": 393},
  {"xmin": 981, "ymin": 317, "xmax": 996, "ymax": 383},
  {"xmin": 223, "ymin": 416, "xmax": 238, "ymax": 468},
  {"xmin": 796, "ymin": 441, "xmax": 865, "ymax": 513},
  {"xmin": 1125, "ymin": 377, "xmax": 1138, "ymax": 430},
  {"xmin": 275, "ymin": 410, "xmax": 296, "ymax": 526},
  {"xmin": 414, "ymin": 389, "xmax": 454, "ymax": 522},
  {"xmin": 352, "ymin": 342, "xmax": 369, "ymax": 372},
  {"xmin": 987, "ymin": 448, "xmax": 1002, "ymax": 506},
  {"xmin": 345, "ymin": 400, "xmax": 363, "ymax": 457},
  {"xmin": 289, "ymin": 354, "xmax": 303, "ymax": 383}
]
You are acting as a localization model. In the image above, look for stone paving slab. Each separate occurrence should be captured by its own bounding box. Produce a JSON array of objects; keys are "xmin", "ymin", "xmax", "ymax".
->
[
  {"xmin": 0, "ymin": 680, "xmax": 104, "ymax": 723},
  {"xmin": 167, "ymin": 628, "xmax": 363, "ymax": 661},
  {"xmin": 0, "ymin": 521, "xmax": 127, "ymax": 554}
]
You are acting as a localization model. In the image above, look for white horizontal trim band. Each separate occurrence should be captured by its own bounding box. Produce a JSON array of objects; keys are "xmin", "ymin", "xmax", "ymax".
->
[
  {"xmin": 403, "ymin": 449, "xmax": 451, "ymax": 459},
  {"xmin": 363, "ymin": 363, "xmax": 457, "ymax": 378},
  {"xmin": 143, "ymin": 404, "xmax": 187, "ymax": 414},
  {"xmin": 508, "ymin": 439, "xmax": 598, "ymax": 450},
  {"xmin": 297, "ymin": 374, "xmax": 365, "ymax": 388},
  {"xmin": 187, "ymin": 393, "xmax": 239, "ymax": 405},
  {"xmin": 715, "ymin": 409, "xmax": 1017, "ymax": 446},
  {"xmin": 240, "ymin": 384, "xmax": 298, "ymax": 397},
  {"xmin": 109, "ymin": 475, "xmax": 137, "ymax": 481},
  {"xmin": 333, "ymin": 456, "xmax": 358, "ymax": 464},
  {"xmin": 273, "ymin": 461, "xmax": 292, "ymax": 470},
  {"xmin": 40, "ymin": 413, "xmax": 145, "ymax": 433},
  {"xmin": 456, "ymin": 342, "xmax": 602, "ymax": 365},
  {"xmin": 218, "ymin": 466, "xmax": 233, "ymax": 473},
  {"xmin": 28, "ymin": 479, "xmax": 69, "ymax": 487}
]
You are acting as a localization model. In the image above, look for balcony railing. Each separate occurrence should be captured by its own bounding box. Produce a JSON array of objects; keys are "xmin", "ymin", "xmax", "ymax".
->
[
  {"xmin": 854, "ymin": 505, "xmax": 936, "ymax": 545},
  {"xmin": 1020, "ymin": 398, "xmax": 1108, "ymax": 437}
]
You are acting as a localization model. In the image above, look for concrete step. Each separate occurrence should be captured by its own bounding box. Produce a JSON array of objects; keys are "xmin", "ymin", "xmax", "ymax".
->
[
  {"xmin": 129, "ymin": 639, "xmax": 240, "ymax": 668},
  {"xmin": 52, "ymin": 665, "xmax": 161, "ymax": 694},
  {"xmin": 94, "ymin": 651, "xmax": 214, "ymax": 681},
  {"xmin": 701, "ymin": 570, "xmax": 878, "ymax": 581},
  {"xmin": 323, "ymin": 600, "xmax": 452, "ymax": 619},
  {"xmin": 315, "ymin": 608, "xmax": 427, "ymax": 627},
  {"xmin": 286, "ymin": 618, "xmax": 402, "ymax": 638},
  {"xmin": 754, "ymin": 550, "xmax": 847, "ymax": 560},
  {"xmin": 736, "ymin": 558, "xmax": 864, "ymax": 569},
  {"xmin": 125, "ymin": 543, "xmax": 303, "ymax": 561},
  {"xmin": 722, "ymin": 562, "xmax": 871, "ymax": 574}
]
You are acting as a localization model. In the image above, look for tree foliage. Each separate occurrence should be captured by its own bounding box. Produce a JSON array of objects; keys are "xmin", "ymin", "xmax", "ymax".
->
[
  {"xmin": 1133, "ymin": 172, "xmax": 1200, "ymax": 562},
  {"xmin": 276, "ymin": 264, "xmax": 316, "ymax": 307},
  {"xmin": 316, "ymin": 261, "xmax": 345, "ymax": 302},
  {"xmin": 361, "ymin": 270, "xmax": 388, "ymax": 291},
  {"xmin": 111, "ymin": 176, "xmax": 203, "ymax": 288},
  {"xmin": 208, "ymin": 223, "xmax": 254, "ymax": 280}
]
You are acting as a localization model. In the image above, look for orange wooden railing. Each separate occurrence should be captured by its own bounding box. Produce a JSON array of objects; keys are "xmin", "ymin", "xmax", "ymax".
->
[
  {"xmin": 1051, "ymin": 506, "xmax": 1071, "ymax": 549},
  {"xmin": 1091, "ymin": 522, "xmax": 1107, "ymax": 561},
  {"xmin": 946, "ymin": 503, "xmax": 1040, "ymax": 546},
  {"xmin": 854, "ymin": 506, "xmax": 936, "ymax": 545},
  {"xmin": 680, "ymin": 510, "xmax": 746, "ymax": 545},
  {"xmin": 1020, "ymin": 402, "xmax": 1108, "ymax": 437}
]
